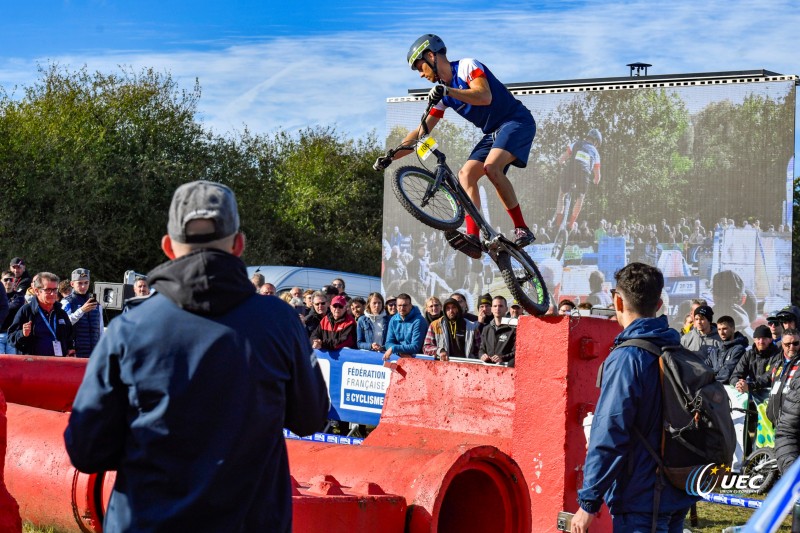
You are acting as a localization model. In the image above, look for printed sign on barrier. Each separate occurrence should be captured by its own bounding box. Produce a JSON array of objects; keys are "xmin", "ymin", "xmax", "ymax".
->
[{"xmin": 340, "ymin": 362, "xmax": 392, "ymax": 413}]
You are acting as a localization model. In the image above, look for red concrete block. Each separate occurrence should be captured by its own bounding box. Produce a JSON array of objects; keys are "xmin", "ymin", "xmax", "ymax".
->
[{"xmin": 513, "ymin": 315, "xmax": 620, "ymax": 533}]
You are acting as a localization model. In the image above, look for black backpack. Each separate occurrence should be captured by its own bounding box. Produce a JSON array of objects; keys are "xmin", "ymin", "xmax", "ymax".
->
[{"xmin": 603, "ymin": 339, "xmax": 736, "ymax": 491}]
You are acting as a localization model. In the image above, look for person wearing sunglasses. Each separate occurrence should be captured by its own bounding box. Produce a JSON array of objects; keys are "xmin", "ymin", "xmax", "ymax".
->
[
  {"xmin": 775, "ymin": 328, "xmax": 800, "ymax": 474},
  {"xmin": 1, "ymin": 271, "xmax": 25, "ymax": 354},
  {"xmin": 7, "ymin": 271, "xmax": 75, "ymax": 357},
  {"xmin": 310, "ymin": 295, "xmax": 356, "ymax": 351},
  {"xmin": 304, "ymin": 291, "xmax": 330, "ymax": 337},
  {"xmin": 766, "ymin": 329, "xmax": 800, "ymax": 427}
]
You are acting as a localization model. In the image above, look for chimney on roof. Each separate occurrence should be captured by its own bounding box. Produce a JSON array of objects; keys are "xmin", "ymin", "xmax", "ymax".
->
[{"xmin": 626, "ymin": 62, "xmax": 652, "ymax": 77}]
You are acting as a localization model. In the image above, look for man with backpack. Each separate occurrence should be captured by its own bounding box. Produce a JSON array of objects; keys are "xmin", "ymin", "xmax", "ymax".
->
[{"xmin": 572, "ymin": 263, "xmax": 698, "ymax": 533}]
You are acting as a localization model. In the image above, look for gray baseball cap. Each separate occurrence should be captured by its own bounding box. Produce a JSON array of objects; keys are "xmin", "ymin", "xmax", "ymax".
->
[
  {"xmin": 168, "ymin": 181, "xmax": 240, "ymax": 244},
  {"xmin": 71, "ymin": 268, "xmax": 90, "ymax": 281}
]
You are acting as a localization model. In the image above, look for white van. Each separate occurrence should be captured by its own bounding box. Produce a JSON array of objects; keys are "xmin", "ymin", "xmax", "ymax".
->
[{"xmin": 246, "ymin": 266, "xmax": 382, "ymax": 299}]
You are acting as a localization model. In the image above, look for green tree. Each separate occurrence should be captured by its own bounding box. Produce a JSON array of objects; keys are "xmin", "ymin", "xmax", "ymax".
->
[{"xmin": 0, "ymin": 64, "xmax": 385, "ymax": 283}]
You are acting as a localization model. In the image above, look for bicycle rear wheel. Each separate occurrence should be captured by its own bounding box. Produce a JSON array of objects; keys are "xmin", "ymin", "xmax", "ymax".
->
[
  {"xmin": 742, "ymin": 447, "xmax": 779, "ymax": 494},
  {"xmin": 497, "ymin": 246, "xmax": 550, "ymax": 316},
  {"xmin": 392, "ymin": 166, "xmax": 464, "ymax": 231}
]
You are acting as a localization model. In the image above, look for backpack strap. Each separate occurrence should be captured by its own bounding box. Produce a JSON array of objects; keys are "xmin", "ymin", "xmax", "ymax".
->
[
  {"xmin": 615, "ymin": 338, "xmax": 662, "ymax": 356},
  {"xmin": 596, "ymin": 339, "xmax": 661, "ymax": 388},
  {"xmin": 615, "ymin": 339, "xmax": 665, "ymax": 533}
]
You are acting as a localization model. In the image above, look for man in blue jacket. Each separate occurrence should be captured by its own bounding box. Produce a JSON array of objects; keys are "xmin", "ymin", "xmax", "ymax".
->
[
  {"xmin": 572, "ymin": 262, "xmax": 697, "ymax": 533},
  {"xmin": 383, "ymin": 293, "xmax": 427, "ymax": 359},
  {"xmin": 64, "ymin": 181, "xmax": 329, "ymax": 533}
]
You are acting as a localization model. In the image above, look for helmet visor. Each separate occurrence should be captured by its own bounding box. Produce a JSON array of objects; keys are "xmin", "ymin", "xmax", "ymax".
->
[{"xmin": 408, "ymin": 39, "xmax": 430, "ymax": 69}]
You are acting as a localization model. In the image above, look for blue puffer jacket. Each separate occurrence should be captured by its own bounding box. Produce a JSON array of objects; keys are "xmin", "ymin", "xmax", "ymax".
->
[
  {"xmin": 578, "ymin": 315, "xmax": 699, "ymax": 515},
  {"xmin": 384, "ymin": 306, "xmax": 427, "ymax": 355}
]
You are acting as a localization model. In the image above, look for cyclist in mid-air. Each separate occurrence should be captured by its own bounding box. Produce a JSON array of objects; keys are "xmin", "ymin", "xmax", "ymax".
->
[
  {"xmin": 375, "ymin": 34, "xmax": 536, "ymax": 258},
  {"xmin": 553, "ymin": 129, "xmax": 602, "ymax": 232}
]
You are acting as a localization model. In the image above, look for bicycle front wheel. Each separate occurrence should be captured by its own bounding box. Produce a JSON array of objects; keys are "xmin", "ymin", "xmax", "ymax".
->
[
  {"xmin": 497, "ymin": 246, "xmax": 550, "ymax": 316},
  {"xmin": 392, "ymin": 166, "xmax": 464, "ymax": 231},
  {"xmin": 743, "ymin": 447, "xmax": 779, "ymax": 495}
]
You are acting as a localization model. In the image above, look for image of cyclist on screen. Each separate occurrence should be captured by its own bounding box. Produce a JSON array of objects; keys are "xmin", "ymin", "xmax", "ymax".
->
[
  {"xmin": 376, "ymin": 34, "xmax": 537, "ymax": 254},
  {"xmin": 553, "ymin": 129, "xmax": 602, "ymax": 231}
]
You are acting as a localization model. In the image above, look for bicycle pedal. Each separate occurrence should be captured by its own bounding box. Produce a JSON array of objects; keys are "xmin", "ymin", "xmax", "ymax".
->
[{"xmin": 444, "ymin": 230, "xmax": 483, "ymax": 259}]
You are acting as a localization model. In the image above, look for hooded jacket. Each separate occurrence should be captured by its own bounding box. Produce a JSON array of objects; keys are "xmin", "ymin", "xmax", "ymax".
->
[
  {"xmin": 705, "ymin": 331, "xmax": 747, "ymax": 384},
  {"xmin": 578, "ymin": 315, "xmax": 698, "ymax": 515},
  {"xmin": 680, "ymin": 325, "xmax": 724, "ymax": 360},
  {"xmin": 384, "ymin": 305, "xmax": 427, "ymax": 355},
  {"xmin": 65, "ymin": 249, "xmax": 329, "ymax": 533},
  {"xmin": 422, "ymin": 299, "xmax": 480, "ymax": 359}
]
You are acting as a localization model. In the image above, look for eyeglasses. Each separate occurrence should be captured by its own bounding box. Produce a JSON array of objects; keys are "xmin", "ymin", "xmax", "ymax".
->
[
  {"xmin": 610, "ymin": 289, "xmax": 617, "ymax": 298},
  {"xmin": 785, "ymin": 341, "xmax": 800, "ymax": 347},
  {"xmin": 768, "ymin": 321, "xmax": 780, "ymax": 326},
  {"xmin": 386, "ymin": 302, "xmax": 396, "ymax": 307},
  {"xmin": 37, "ymin": 288, "xmax": 58, "ymax": 294},
  {"xmin": 332, "ymin": 283, "xmax": 343, "ymax": 288},
  {"xmin": 1, "ymin": 278, "xmax": 12, "ymax": 282},
  {"xmin": 313, "ymin": 302, "xmax": 327, "ymax": 307},
  {"xmin": 332, "ymin": 304, "xmax": 345, "ymax": 309}
]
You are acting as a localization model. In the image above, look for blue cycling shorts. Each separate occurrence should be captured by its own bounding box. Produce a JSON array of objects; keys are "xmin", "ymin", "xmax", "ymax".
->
[{"xmin": 468, "ymin": 116, "xmax": 536, "ymax": 170}]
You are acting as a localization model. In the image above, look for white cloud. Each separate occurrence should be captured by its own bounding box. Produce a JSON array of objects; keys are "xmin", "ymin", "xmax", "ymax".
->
[{"xmin": 0, "ymin": 0, "xmax": 797, "ymax": 141}]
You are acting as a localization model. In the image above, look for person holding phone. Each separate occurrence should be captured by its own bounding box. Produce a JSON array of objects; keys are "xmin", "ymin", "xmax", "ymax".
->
[{"xmin": 61, "ymin": 268, "xmax": 102, "ymax": 358}]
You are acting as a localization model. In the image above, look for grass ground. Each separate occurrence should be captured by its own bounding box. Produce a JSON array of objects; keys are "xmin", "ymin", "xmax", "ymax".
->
[
  {"xmin": 22, "ymin": 504, "xmax": 796, "ymax": 533},
  {"xmin": 684, "ymin": 501, "xmax": 793, "ymax": 532}
]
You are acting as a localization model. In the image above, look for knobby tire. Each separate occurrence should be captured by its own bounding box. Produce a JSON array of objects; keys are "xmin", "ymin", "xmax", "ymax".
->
[{"xmin": 497, "ymin": 247, "xmax": 550, "ymax": 316}]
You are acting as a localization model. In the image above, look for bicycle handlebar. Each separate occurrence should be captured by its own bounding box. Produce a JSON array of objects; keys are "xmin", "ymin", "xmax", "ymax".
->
[{"xmin": 385, "ymin": 99, "xmax": 437, "ymax": 158}]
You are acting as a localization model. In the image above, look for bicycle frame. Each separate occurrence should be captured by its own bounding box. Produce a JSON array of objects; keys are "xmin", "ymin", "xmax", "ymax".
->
[{"xmin": 423, "ymin": 147, "xmax": 519, "ymax": 260}]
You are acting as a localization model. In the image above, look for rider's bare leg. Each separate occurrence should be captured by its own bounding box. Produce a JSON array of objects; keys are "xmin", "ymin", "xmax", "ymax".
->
[
  {"xmin": 568, "ymin": 194, "xmax": 586, "ymax": 229},
  {"xmin": 459, "ymin": 160, "xmax": 487, "ymax": 237}
]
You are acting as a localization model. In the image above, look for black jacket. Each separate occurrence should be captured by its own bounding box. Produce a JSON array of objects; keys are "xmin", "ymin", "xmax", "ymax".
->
[
  {"xmin": 478, "ymin": 320, "xmax": 516, "ymax": 364},
  {"xmin": 705, "ymin": 332, "xmax": 747, "ymax": 384},
  {"xmin": 65, "ymin": 249, "xmax": 329, "ymax": 533},
  {"xmin": 766, "ymin": 354, "xmax": 800, "ymax": 425},
  {"xmin": 7, "ymin": 298, "xmax": 74, "ymax": 356},
  {"xmin": 775, "ymin": 367, "xmax": 800, "ymax": 473},
  {"xmin": 1, "ymin": 289, "xmax": 26, "ymax": 333},
  {"xmin": 728, "ymin": 342, "xmax": 781, "ymax": 393}
]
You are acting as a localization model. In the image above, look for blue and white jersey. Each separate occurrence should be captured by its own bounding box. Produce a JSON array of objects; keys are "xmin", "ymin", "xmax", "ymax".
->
[
  {"xmin": 429, "ymin": 58, "xmax": 531, "ymax": 134},
  {"xmin": 566, "ymin": 140, "xmax": 601, "ymax": 176}
]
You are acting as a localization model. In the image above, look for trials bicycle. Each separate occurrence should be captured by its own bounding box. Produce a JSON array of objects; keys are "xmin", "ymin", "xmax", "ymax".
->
[
  {"xmin": 551, "ymin": 183, "xmax": 576, "ymax": 261},
  {"xmin": 375, "ymin": 101, "xmax": 550, "ymax": 316}
]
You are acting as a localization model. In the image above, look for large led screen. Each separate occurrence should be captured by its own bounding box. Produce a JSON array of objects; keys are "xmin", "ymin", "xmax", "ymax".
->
[{"xmin": 380, "ymin": 78, "xmax": 795, "ymax": 333}]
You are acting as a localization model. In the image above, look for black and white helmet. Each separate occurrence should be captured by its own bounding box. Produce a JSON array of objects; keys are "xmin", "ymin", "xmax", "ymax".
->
[{"xmin": 407, "ymin": 34, "xmax": 447, "ymax": 70}]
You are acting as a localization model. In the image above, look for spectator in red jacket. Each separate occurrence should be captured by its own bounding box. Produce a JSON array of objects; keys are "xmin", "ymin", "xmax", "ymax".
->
[{"xmin": 311, "ymin": 295, "xmax": 356, "ymax": 350}]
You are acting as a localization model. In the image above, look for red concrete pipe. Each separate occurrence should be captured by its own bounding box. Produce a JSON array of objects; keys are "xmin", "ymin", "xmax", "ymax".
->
[
  {"xmin": 0, "ymin": 355, "xmax": 86, "ymax": 411},
  {"xmin": 4, "ymin": 402, "xmax": 110, "ymax": 532},
  {"xmin": 288, "ymin": 359, "xmax": 531, "ymax": 533},
  {"xmin": 0, "ymin": 389, "xmax": 21, "ymax": 532},
  {"xmin": 291, "ymin": 475, "xmax": 407, "ymax": 531}
]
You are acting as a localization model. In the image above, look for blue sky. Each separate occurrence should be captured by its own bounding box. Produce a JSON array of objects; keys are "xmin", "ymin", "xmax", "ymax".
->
[{"xmin": 1, "ymin": 0, "xmax": 798, "ymax": 153}]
